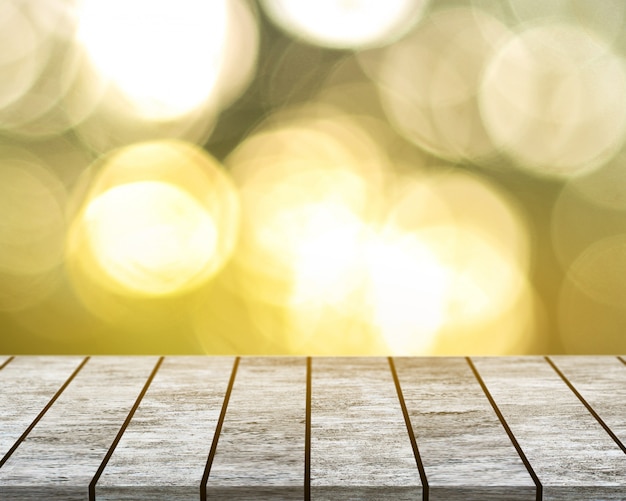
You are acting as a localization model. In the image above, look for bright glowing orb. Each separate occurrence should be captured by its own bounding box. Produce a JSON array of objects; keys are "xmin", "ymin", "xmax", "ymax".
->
[
  {"xmin": 85, "ymin": 181, "xmax": 218, "ymax": 296},
  {"xmin": 365, "ymin": 232, "xmax": 452, "ymax": 353},
  {"xmin": 480, "ymin": 23, "xmax": 626, "ymax": 177},
  {"xmin": 76, "ymin": 0, "xmax": 229, "ymax": 120},
  {"xmin": 261, "ymin": 0, "xmax": 428, "ymax": 49}
]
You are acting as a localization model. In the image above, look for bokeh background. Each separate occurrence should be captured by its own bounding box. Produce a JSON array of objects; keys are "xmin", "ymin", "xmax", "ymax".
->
[{"xmin": 1, "ymin": 0, "xmax": 626, "ymax": 355}]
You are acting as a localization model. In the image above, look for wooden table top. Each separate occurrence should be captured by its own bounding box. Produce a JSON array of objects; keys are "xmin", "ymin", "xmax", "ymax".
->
[{"xmin": 0, "ymin": 355, "xmax": 625, "ymax": 500}]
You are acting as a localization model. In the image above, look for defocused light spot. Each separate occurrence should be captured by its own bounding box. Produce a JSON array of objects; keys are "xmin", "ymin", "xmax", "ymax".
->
[
  {"xmin": 67, "ymin": 140, "xmax": 239, "ymax": 316},
  {"xmin": 559, "ymin": 235, "xmax": 626, "ymax": 353},
  {"xmin": 565, "ymin": 235, "xmax": 626, "ymax": 308},
  {"xmin": 369, "ymin": 167, "xmax": 531, "ymax": 354},
  {"xmin": 222, "ymin": 104, "xmax": 533, "ymax": 354},
  {"xmin": 363, "ymin": 222, "xmax": 528, "ymax": 355},
  {"xmin": 432, "ymin": 170, "xmax": 530, "ymax": 269},
  {"xmin": 437, "ymin": 277, "xmax": 539, "ymax": 355},
  {"xmin": 480, "ymin": 23, "xmax": 626, "ymax": 177},
  {"xmin": 84, "ymin": 182, "xmax": 218, "ymax": 296},
  {"xmin": 287, "ymin": 202, "xmax": 366, "ymax": 308},
  {"xmin": 569, "ymin": 150, "xmax": 626, "ymax": 211},
  {"xmin": 0, "ymin": 146, "xmax": 66, "ymax": 310},
  {"xmin": 213, "ymin": 0, "xmax": 259, "ymax": 109},
  {"xmin": 0, "ymin": 148, "xmax": 66, "ymax": 275},
  {"xmin": 365, "ymin": 231, "xmax": 451, "ymax": 353},
  {"xmin": 551, "ymin": 180, "xmax": 626, "ymax": 272},
  {"xmin": 506, "ymin": 0, "xmax": 626, "ymax": 45},
  {"xmin": 228, "ymin": 108, "xmax": 387, "ymax": 308},
  {"xmin": 376, "ymin": 7, "xmax": 510, "ymax": 162},
  {"xmin": 0, "ymin": 1, "xmax": 40, "ymax": 111},
  {"xmin": 77, "ymin": 0, "xmax": 227, "ymax": 120},
  {"xmin": 72, "ymin": 0, "xmax": 258, "ymax": 153},
  {"xmin": 223, "ymin": 108, "xmax": 390, "ymax": 350},
  {"xmin": 442, "ymin": 228, "xmax": 524, "ymax": 327},
  {"xmin": 0, "ymin": 0, "xmax": 87, "ymax": 137},
  {"xmin": 261, "ymin": 0, "xmax": 428, "ymax": 49}
]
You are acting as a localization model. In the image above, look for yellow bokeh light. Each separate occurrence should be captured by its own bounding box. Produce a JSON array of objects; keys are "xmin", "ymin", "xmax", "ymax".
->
[
  {"xmin": 375, "ymin": 7, "xmax": 510, "ymax": 162},
  {"xmin": 559, "ymin": 235, "xmax": 626, "ymax": 353},
  {"xmin": 261, "ymin": 0, "xmax": 428, "ymax": 49},
  {"xmin": 84, "ymin": 182, "xmax": 218, "ymax": 296},
  {"xmin": 565, "ymin": 234, "xmax": 626, "ymax": 309},
  {"xmin": 228, "ymin": 108, "xmax": 387, "ymax": 310},
  {"xmin": 287, "ymin": 202, "xmax": 366, "ymax": 309},
  {"xmin": 443, "ymin": 228, "xmax": 524, "ymax": 327},
  {"xmin": 0, "ymin": 0, "xmax": 90, "ymax": 138},
  {"xmin": 67, "ymin": 140, "xmax": 239, "ymax": 326},
  {"xmin": 74, "ymin": 0, "xmax": 258, "ymax": 145},
  {"xmin": 551, "ymin": 176, "xmax": 626, "ymax": 272},
  {"xmin": 364, "ymin": 230, "xmax": 451, "ymax": 353},
  {"xmin": 214, "ymin": 104, "xmax": 534, "ymax": 355},
  {"xmin": 505, "ymin": 0, "xmax": 626, "ymax": 45},
  {"xmin": 480, "ymin": 22, "xmax": 626, "ymax": 177},
  {"xmin": 0, "ymin": 1, "xmax": 40, "ymax": 112},
  {"xmin": 0, "ymin": 145, "xmax": 66, "ymax": 311},
  {"xmin": 568, "ymin": 150, "xmax": 626, "ymax": 212},
  {"xmin": 76, "ymin": 0, "xmax": 228, "ymax": 120},
  {"xmin": 0, "ymin": 0, "xmax": 588, "ymax": 356},
  {"xmin": 432, "ymin": 170, "xmax": 530, "ymax": 270},
  {"xmin": 0, "ymin": 153, "xmax": 65, "ymax": 275}
]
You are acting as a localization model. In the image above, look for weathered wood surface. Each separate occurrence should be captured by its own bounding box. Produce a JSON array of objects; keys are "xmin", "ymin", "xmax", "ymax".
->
[
  {"xmin": 394, "ymin": 357, "xmax": 536, "ymax": 500},
  {"xmin": 1, "ymin": 356, "xmax": 626, "ymax": 500},
  {"xmin": 472, "ymin": 357, "xmax": 626, "ymax": 501},
  {"xmin": 310, "ymin": 357, "xmax": 421, "ymax": 500},
  {"xmin": 0, "ymin": 356, "xmax": 13, "ymax": 369},
  {"xmin": 95, "ymin": 356, "xmax": 235, "ymax": 500},
  {"xmin": 0, "ymin": 356, "xmax": 158, "ymax": 501},
  {"xmin": 549, "ymin": 356, "xmax": 626, "ymax": 450},
  {"xmin": 205, "ymin": 357, "xmax": 306, "ymax": 500},
  {"xmin": 0, "ymin": 356, "xmax": 84, "ymax": 460}
]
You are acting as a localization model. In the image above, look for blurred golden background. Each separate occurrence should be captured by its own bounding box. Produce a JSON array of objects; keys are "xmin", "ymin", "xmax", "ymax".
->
[{"xmin": 1, "ymin": 0, "xmax": 626, "ymax": 355}]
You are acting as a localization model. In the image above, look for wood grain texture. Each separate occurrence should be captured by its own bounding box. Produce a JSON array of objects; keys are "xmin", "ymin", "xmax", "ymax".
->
[
  {"xmin": 472, "ymin": 356, "xmax": 626, "ymax": 501},
  {"xmin": 310, "ymin": 357, "xmax": 421, "ymax": 500},
  {"xmin": 549, "ymin": 356, "xmax": 626, "ymax": 449},
  {"xmin": 0, "ymin": 356, "xmax": 84, "ymax": 459},
  {"xmin": 95, "ymin": 356, "xmax": 234, "ymax": 500},
  {"xmin": 0, "ymin": 356, "xmax": 12, "ymax": 369},
  {"xmin": 394, "ymin": 357, "xmax": 535, "ymax": 501},
  {"xmin": 205, "ymin": 357, "xmax": 306, "ymax": 500},
  {"xmin": 0, "ymin": 356, "xmax": 158, "ymax": 501}
]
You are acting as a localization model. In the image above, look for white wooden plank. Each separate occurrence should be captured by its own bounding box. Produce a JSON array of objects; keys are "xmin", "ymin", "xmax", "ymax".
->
[
  {"xmin": 0, "ymin": 356, "xmax": 13, "ymax": 369},
  {"xmin": 394, "ymin": 357, "xmax": 535, "ymax": 500},
  {"xmin": 205, "ymin": 357, "xmax": 306, "ymax": 500},
  {"xmin": 0, "ymin": 356, "xmax": 159, "ymax": 501},
  {"xmin": 0, "ymin": 356, "xmax": 85, "ymax": 460},
  {"xmin": 472, "ymin": 356, "xmax": 626, "ymax": 501},
  {"xmin": 310, "ymin": 357, "xmax": 421, "ymax": 500},
  {"xmin": 95, "ymin": 356, "xmax": 235, "ymax": 500},
  {"xmin": 549, "ymin": 356, "xmax": 626, "ymax": 450}
]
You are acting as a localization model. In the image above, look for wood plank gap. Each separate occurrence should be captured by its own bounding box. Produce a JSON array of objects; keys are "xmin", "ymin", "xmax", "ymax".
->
[
  {"xmin": 466, "ymin": 357, "xmax": 542, "ymax": 501},
  {"xmin": 0, "ymin": 356, "xmax": 14, "ymax": 371},
  {"xmin": 545, "ymin": 356, "xmax": 626, "ymax": 455},
  {"xmin": 89, "ymin": 356, "xmax": 164, "ymax": 501},
  {"xmin": 0, "ymin": 356, "xmax": 90, "ymax": 470},
  {"xmin": 389, "ymin": 357, "xmax": 428, "ymax": 501},
  {"xmin": 200, "ymin": 356, "xmax": 240, "ymax": 501},
  {"xmin": 618, "ymin": 356, "xmax": 626, "ymax": 367},
  {"xmin": 305, "ymin": 357, "xmax": 311, "ymax": 501}
]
